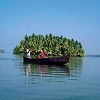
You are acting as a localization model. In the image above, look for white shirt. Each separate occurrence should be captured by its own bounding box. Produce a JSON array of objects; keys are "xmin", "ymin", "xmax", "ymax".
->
[{"xmin": 27, "ymin": 52, "xmax": 30, "ymax": 57}]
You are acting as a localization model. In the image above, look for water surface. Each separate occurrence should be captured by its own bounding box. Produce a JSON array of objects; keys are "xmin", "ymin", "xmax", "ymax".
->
[{"xmin": 0, "ymin": 53, "xmax": 100, "ymax": 100}]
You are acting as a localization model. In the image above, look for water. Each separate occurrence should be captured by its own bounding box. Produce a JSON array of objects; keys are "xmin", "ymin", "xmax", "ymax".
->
[{"xmin": 0, "ymin": 53, "xmax": 100, "ymax": 100}]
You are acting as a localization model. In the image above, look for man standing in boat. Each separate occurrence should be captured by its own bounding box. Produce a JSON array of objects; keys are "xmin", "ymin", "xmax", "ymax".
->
[{"xmin": 26, "ymin": 49, "xmax": 31, "ymax": 58}]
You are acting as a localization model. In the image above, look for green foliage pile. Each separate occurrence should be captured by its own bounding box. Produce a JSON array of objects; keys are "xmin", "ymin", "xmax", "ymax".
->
[{"xmin": 13, "ymin": 33, "xmax": 85, "ymax": 57}]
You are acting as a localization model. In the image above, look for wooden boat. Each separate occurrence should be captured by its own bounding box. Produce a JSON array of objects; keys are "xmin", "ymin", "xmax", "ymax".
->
[{"xmin": 23, "ymin": 54, "xmax": 70, "ymax": 65}]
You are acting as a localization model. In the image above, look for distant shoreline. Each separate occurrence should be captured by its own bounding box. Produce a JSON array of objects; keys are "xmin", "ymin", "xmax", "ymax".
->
[
  {"xmin": 86, "ymin": 55, "xmax": 100, "ymax": 57},
  {"xmin": 0, "ymin": 49, "xmax": 5, "ymax": 53}
]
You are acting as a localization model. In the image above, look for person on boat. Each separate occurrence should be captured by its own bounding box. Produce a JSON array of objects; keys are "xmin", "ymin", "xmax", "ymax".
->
[
  {"xmin": 26, "ymin": 49, "xmax": 31, "ymax": 58},
  {"xmin": 40, "ymin": 49, "xmax": 45, "ymax": 59}
]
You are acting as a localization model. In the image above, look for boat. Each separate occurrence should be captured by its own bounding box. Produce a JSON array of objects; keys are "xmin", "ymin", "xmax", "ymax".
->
[{"xmin": 23, "ymin": 54, "xmax": 70, "ymax": 65}]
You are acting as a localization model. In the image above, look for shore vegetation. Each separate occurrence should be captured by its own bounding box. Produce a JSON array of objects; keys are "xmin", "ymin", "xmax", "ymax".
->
[{"xmin": 13, "ymin": 33, "xmax": 85, "ymax": 57}]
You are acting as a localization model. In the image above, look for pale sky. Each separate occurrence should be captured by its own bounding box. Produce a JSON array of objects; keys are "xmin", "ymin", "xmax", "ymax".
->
[{"xmin": 0, "ymin": 0, "xmax": 100, "ymax": 55}]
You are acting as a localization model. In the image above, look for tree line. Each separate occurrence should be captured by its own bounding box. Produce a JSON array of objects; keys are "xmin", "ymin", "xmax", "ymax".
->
[
  {"xmin": 0, "ymin": 49, "xmax": 5, "ymax": 53},
  {"xmin": 13, "ymin": 33, "xmax": 85, "ymax": 57}
]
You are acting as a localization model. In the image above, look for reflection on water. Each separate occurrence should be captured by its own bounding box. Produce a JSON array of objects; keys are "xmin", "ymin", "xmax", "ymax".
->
[
  {"xmin": 68, "ymin": 57, "xmax": 83, "ymax": 78},
  {"xmin": 20, "ymin": 64, "xmax": 70, "ymax": 84},
  {"xmin": 25, "ymin": 64, "xmax": 70, "ymax": 77},
  {"xmin": 18, "ymin": 57, "xmax": 83, "ymax": 84}
]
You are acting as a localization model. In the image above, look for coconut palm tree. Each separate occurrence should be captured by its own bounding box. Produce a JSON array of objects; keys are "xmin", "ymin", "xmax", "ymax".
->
[{"xmin": 13, "ymin": 33, "xmax": 85, "ymax": 57}]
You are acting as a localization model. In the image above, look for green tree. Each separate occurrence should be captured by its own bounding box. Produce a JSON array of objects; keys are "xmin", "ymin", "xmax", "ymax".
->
[{"xmin": 13, "ymin": 33, "xmax": 85, "ymax": 57}]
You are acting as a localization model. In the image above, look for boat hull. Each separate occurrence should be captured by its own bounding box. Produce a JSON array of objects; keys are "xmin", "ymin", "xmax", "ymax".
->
[{"xmin": 23, "ymin": 55, "xmax": 70, "ymax": 65}]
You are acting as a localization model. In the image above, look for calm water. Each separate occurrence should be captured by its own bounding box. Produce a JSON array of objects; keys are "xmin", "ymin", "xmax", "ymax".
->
[{"xmin": 0, "ymin": 53, "xmax": 100, "ymax": 100}]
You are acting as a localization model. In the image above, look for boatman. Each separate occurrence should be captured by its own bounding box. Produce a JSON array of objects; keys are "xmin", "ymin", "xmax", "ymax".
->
[{"xmin": 26, "ymin": 49, "xmax": 31, "ymax": 58}]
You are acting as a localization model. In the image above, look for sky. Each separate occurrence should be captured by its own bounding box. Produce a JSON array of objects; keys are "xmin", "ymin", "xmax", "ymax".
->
[{"xmin": 0, "ymin": 0, "xmax": 100, "ymax": 55}]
